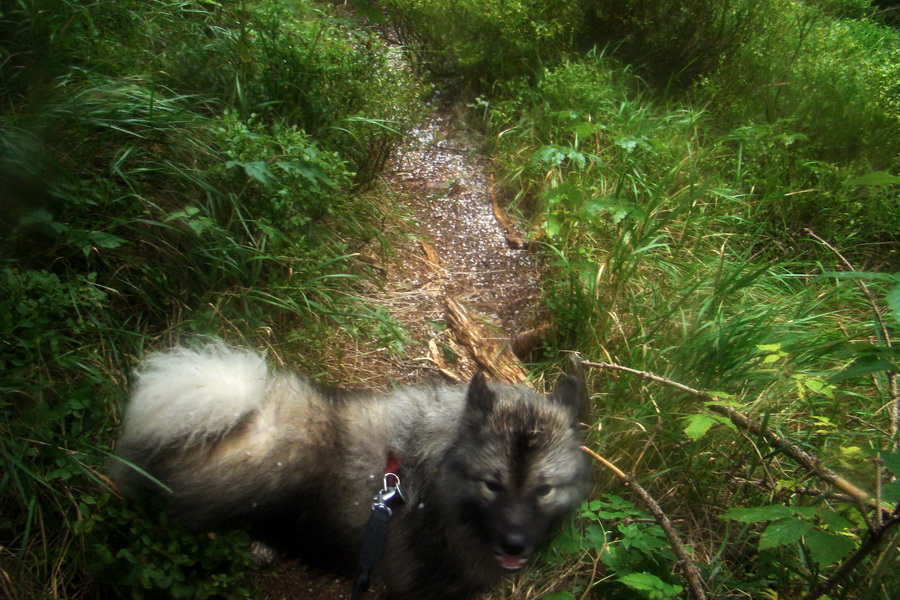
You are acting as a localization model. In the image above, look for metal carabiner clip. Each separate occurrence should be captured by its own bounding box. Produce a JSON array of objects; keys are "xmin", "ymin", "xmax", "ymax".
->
[{"xmin": 377, "ymin": 472, "xmax": 404, "ymax": 508}]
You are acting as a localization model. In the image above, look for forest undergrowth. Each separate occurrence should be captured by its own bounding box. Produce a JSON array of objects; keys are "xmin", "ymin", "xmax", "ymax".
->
[{"xmin": 2, "ymin": 1, "xmax": 900, "ymax": 599}]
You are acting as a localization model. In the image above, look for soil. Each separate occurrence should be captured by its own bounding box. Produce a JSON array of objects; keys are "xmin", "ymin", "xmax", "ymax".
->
[{"xmin": 252, "ymin": 101, "xmax": 545, "ymax": 599}]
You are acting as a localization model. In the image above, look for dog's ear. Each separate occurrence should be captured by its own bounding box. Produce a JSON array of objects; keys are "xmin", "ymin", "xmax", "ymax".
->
[
  {"xmin": 550, "ymin": 355, "xmax": 587, "ymax": 423},
  {"xmin": 464, "ymin": 371, "xmax": 495, "ymax": 422}
]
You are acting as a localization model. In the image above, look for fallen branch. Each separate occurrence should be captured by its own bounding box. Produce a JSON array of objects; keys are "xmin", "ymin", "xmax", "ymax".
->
[
  {"xmin": 581, "ymin": 446, "xmax": 710, "ymax": 600},
  {"xmin": 488, "ymin": 174, "xmax": 526, "ymax": 249},
  {"xmin": 583, "ymin": 361, "xmax": 900, "ymax": 600},
  {"xmin": 445, "ymin": 297, "xmax": 527, "ymax": 383},
  {"xmin": 583, "ymin": 361, "xmax": 871, "ymax": 503}
]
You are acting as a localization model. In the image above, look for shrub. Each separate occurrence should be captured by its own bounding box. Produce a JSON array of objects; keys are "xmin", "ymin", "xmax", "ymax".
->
[
  {"xmin": 381, "ymin": 0, "xmax": 585, "ymax": 91},
  {"xmin": 579, "ymin": 0, "xmax": 767, "ymax": 87}
]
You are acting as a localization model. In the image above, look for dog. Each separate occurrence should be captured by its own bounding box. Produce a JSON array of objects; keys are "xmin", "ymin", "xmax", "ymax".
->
[{"xmin": 111, "ymin": 340, "xmax": 591, "ymax": 599}]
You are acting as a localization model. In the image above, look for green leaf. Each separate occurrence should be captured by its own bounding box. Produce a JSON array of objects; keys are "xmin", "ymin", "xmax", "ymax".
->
[
  {"xmin": 584, "ymin": 523, "xmax": 606, "ymax": 544},
  {"xmin": 682, "ymin": 414, "xmax": 734, "ymax": 440},
  {"xmin": 832, "ymin": 356, "xmax": 898, "ymax": 381},
  {"xmin": 584, "ymin": 198, "xmax": 637, "ymax": 225},
  {"xmin": 819, "ymin": 509, "xmax": 853, "ymax": 532},
  {"xmin": 570, "ymin": 122, "xmax": 595, "ymax": 139},
  {"xmin": 703, "ymin": 392, "xmax": 740, "ymax": 406},
  {"xmin": 847, "ymin": 171, "xmax": 900, "ymax": 186},
  {"xmin": 684, "ymin": 414, "xmax": 718, "ymax": 441},
  {"xmin": 881, "ymin": 450, "xmax": 900, "ymax": 477},
  {"xmin": 882, "ymin": 480, "xmax": 900, "ymax": 504},
  {"xmin": 20, "ymin": 207, "xmax": 66, "ymax": 234},
  {"xmin": 723, "ymin": 505, "xmax": 795, "ymax": 523},
  {"xmin": 791, "ymin": 506, "xmax": 820, "ymax": 520},
  {"xmin": 543, "ymin": 183, "xmax": 581, "ymax": 206},
  {"xmin": 617, "ymin": 572, "xmax": 682, "ymax": 598},
  {"xmin": 226, "ymin": 160, "xmax": 273, "ymax": 186},
  {"xmin": 292, "ymin": 161, "xmax": 334, "ymax": 188},
  {"xmin": 759, "ymin": 517, "xmax": 813, "ymax": 550},
  {"xmin": 532, "ymin": 145, "xmax": 568, "ymax": 167},
  {"xmin": 801, "ymin": 377, "xmax": 835, "ymax": 398},
  {"xmin": 89, "ymin": 231, "xmax": 127, "ymax": 250},
  {"xmin": 617, "ymin": 572, "xmax": 665, "ymax": 591},
  {"xmin": 543, "ymin": 218, "xmax": 561, "ymax": 239},
  {"xmin": 806, "ymin": 528, "xmax": 855, "ymax": 567},
  {"xmin": 887, "ymin": 282, "xmax": 900, "ymax": 325},
  {"xmin": 165, "ymin": 206, "xmax": 200, "ymax": 221}
]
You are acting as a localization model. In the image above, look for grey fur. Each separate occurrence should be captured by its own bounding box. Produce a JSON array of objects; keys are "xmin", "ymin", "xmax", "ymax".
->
[{"xmin": 112, "ymin": 340, "xmax": 591, "ymax": 600}]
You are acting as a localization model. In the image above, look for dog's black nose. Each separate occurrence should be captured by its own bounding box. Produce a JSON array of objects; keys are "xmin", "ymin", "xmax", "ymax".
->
[{"xmin": 500, "ymin": 532, "xmax": 528, "ymax": 556}]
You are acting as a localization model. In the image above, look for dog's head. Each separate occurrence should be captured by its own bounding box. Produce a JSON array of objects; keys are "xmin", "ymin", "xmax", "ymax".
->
[{"xmin": 437, "ymin": 372, "xmax": 591, "ymax": 572}]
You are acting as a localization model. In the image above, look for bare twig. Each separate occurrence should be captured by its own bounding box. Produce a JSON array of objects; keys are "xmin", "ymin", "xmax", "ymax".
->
[
  {"xmin": 583, "ymin": 361, "xmax": 872, "ymax": 504},
  {"xmin": 488, "ymin": 174, "xmax": 526, "ymax": 249},
  {"xmin": 581, "ymin": 446, "xmax": 710, "ymax": 600}
]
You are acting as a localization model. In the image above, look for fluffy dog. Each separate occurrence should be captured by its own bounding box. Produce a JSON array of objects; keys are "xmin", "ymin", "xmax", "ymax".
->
[{"xmin": 112, "ymin": 340, "xmax": 591, "ymax": 599}]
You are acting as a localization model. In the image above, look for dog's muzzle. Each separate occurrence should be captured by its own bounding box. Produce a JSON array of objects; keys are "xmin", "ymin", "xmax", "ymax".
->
[{"xmin": 495, "ymin": 532, "xmax": 531, "ymax": 572}]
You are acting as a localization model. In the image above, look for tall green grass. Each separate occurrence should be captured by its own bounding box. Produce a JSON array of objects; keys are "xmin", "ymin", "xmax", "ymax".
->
[
  {"xmin": 380, "ymin": 0, "xmax": 585, "ymax": 92},
  {"xmin": 1, "ymin": 1, "xmax": 422, "ymax": 597},
  {"xmin": 385, "ymin": 0, "xmax": 900, "ymax": 254},
  {"xmin": 479, "ymin": 34, "xmax": 899, "ymax": 600}
]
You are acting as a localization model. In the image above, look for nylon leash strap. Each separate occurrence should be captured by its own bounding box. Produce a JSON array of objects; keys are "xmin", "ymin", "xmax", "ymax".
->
[{"xmin": 350, "ymin": 473, "xmax": 404, "ymax": 600}]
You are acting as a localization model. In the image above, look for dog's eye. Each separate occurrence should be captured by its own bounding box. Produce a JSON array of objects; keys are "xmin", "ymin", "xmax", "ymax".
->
[
  {"xmin": 484, "ymin": 480, "xmax": 503, "ymax": 493},
  {"xmin": 535, "ymin": 484, "xmax": 553, "ymax": 497}
]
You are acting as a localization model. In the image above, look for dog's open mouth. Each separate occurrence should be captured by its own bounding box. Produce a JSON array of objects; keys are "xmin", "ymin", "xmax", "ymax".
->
[{"xmin": 496, "ymin": 553, "xmax": 528, "ymax": 572}]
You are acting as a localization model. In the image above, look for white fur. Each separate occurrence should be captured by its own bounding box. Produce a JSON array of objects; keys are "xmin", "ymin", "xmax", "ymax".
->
[{"xmin": 119, "ymin": 341, "xmax": 270, "ymax": 448}]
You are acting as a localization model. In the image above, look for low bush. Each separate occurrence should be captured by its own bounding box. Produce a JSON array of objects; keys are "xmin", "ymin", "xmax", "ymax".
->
[{"xmin": 380, "ymin": 0, "xmax": 584, "ymax": 91}]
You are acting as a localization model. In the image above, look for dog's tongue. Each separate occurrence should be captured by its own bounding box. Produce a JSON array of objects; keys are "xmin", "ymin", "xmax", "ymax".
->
[{"xmin": 497, "ymin": 554, "xmax": 527, "ymax": 572}]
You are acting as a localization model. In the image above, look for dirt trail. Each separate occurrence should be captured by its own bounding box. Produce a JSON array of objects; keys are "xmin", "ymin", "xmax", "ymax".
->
[
  {"xmin": 388, "ymin": 108, "xmax": 539, "ymax": 329},
  {"xmin": 379, "ymin": 106, "xmax": 543, "ymax": 375},
  {"xmin": 327, "ymin": 100, "xmax": 546, "ymax": 390},
  {"xmin": 255, "ymin": 104, "xmax": 545, "ymax": 599}
]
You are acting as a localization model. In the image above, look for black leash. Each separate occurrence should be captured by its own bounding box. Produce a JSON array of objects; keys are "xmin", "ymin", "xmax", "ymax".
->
[{"xmin": 351, "ymin": 473, "xmax": 404, "ymax": 600}]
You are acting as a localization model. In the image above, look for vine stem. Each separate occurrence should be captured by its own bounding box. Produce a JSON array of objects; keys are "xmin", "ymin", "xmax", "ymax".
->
[{"xmin": 801, "ymin": 509, "xmax": 900, "ymax": 600}]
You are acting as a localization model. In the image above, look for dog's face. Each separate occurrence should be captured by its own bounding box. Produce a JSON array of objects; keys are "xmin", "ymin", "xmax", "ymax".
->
[{"xmin": 437, "ymin": 373, "xmax": 591, "ymax": 571}]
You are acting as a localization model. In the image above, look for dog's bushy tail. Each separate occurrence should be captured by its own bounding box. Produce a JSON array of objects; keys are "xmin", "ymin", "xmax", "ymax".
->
[{"xmin": 117, "ymin": 340, "xmax": 270, "ymax": 452}]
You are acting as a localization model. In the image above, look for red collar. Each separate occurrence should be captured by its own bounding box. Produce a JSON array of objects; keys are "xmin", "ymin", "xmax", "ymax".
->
[{"xmin": 385, "ymin": 451, "xmax": 400, "ymax": 476}]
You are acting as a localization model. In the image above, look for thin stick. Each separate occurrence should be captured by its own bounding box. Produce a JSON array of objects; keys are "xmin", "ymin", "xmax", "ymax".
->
[
  {"xmin": 584, "ymin": 361, "xmax": 872, "ymax": 504},
  {"xmin": 581, "ymin": 446, "xmax": 710, "ymax": 600}
]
